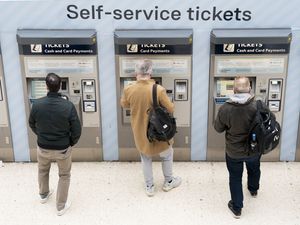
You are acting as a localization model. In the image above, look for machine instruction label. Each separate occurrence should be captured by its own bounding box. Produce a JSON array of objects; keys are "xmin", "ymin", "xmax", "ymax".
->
[
  {"xmin": 116, "ymin": 44, "xmax": 192, "ymax": 55},
  {"xmin": 214, "ymin": 43, "xmax": 290, "ymax": 54},
  {"xmin": 216, "ymin": 57, "xmax": 285, "ymax": 74},
  {"xmin": 120, "ymin": 58, "xmax": 189, "ymax": 76},
  {"xmin": 25, "ymin": 58, "xmax": 95, "ymax": 76},
  {"xmin": 20, "ymin": 44, "xmax": 97, "ymax": 55}
]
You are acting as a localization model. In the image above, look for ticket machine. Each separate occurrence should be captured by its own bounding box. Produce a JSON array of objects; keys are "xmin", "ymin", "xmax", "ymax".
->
[
  {"xmin": 17, "ymin": 29, "xmax": 102, "ymax": 161},
  {"xmin": 115, "ymin": 29, "xmax": 193, "ymax": 161},
  {"xmin": 296, "ymin": 113, "xmax": 300, "ymax": 161},
  {"xmin": 207, "ymin": 28, "xmax": 292, "ymax": 161},
  {"xmin": 0, "ymin": 48, "xmax": 14, "ymax": 161}
]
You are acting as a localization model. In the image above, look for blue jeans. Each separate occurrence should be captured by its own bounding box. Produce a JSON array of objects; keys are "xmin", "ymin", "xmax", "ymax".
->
[{"xmin": 226, "ymin": 153, "xmax": 261, "ymax": 210}]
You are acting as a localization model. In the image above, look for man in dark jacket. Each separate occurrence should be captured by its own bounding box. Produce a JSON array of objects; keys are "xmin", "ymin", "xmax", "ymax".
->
[
  {"xmin": 214, "ymin": 76, "xmax": 261, "ymax": 219},
  {"xmin": 29, "ymin": 73, "xmax": 81, "ymax": 216}
]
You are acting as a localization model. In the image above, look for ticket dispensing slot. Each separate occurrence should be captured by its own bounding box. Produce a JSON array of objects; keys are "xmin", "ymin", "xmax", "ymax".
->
[
  {"xmin": 174, "ymin": 79, "xmax": 188, "ymax": 101},
  {"xmin": 59, "ymin": 79, "xmax": 69, "ymax": 100},
  {"xmin": 268, "ymin": 79, "xmax": 282, "ymax": 112},
  {"xmin": 123, "ymin": 109, "xmax": 131, "ymax": 124},
  {"xmin": 61, "ymin": 80, "xmax": 68, "ymax": 92},
  {"xmin": 82, "ymin": 79, "xmax": 96, "ymax": 112},
  {"xmin": 166, "ymin": 89, "xmax": 173, "ymax": 102}
]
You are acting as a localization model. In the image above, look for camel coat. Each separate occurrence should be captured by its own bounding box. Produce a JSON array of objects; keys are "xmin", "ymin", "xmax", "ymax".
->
[{"xmin": 120, "ymin": 79, "xmax": 175, "ymax": 156}]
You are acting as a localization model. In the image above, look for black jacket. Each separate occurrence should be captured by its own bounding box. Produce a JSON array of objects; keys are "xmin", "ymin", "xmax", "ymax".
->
[
  {"xmin": 214, "ymin": 95, "xmax": 258, "ymax": 158},
  {"xmin": 29, "ymin": 92, "xmax": 82, "ymax": 150}
]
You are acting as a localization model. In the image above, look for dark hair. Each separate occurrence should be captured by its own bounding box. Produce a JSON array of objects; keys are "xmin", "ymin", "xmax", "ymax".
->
[{"xmin": 45, "ymin": 73, "xmax": 61, "ymax": 93}]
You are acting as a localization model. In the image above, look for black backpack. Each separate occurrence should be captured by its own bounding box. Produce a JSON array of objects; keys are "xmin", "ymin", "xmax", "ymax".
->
[
  {"xmin": 247, "ymin": 100, "xmax": 281, "ymax": 155},
  {"xmin": 147, "ymin": 84, "xmax": 177, "ymax": 144}
]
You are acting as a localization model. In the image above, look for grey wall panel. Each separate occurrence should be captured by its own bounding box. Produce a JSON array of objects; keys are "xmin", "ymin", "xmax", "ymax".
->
[
  {"xmin": 280, "ymin": 29, "xmax": 300, "ymax": 161},
  {"xmin": 191, "ymin": 29, "xmax": 210, "ymax": 160},
  {"xmin": 97, "ymin": 31, "xmax": 119, "ymax": 160}
]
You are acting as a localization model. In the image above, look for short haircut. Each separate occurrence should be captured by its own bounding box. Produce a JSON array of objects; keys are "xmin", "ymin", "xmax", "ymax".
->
[
  {"xmin": 45, "ymin": 73, "xmax": 61, "ymax": 93},
  {"xmin": 234, "ymin": 76, "xmax": 251, "ymax": 93},
  {"xmin": 135, "ymin": 59, "xmax": 153, "ymax": 76}
]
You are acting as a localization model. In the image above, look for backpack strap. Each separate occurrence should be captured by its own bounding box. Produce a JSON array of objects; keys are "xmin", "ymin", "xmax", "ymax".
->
[
  {"xmin": 256, "ymin": 99, "xmax": 271, "ymax": 123},
  {"xmin": 256, "ymin": 100, "xmax": 263, "ymax": 111},
  {"xmin": 152, "ymin": 84, "xmax": 158, "ymax": 109}
]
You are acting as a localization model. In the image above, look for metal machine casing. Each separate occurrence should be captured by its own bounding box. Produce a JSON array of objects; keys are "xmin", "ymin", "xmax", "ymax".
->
[
  {"xmin": 0, "ymin": 48, "xmax": 14, "ymax": 161},
  {"xmin": 207, "ymin": 28, "xmax": 292, "ymax": 161},
  {"xmin": 115, "ymin": 29, "xmax": 193, "ymax": 161},
  {"xmin": 17, "ymin": 29, "xmax": 102, "ymax": 161},
  {"xmin": 296, "ymin": 113, "xmax": 300, "ymax": 161}
]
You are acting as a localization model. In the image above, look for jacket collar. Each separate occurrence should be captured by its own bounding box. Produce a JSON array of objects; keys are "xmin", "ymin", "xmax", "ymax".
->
[
  {"xmin": 47, "ymin": 92, "xmax": 60, "ymax": 98},
  {"xmin": 227, "ymin": 93, "xmax": 254, "ymax": 105}
]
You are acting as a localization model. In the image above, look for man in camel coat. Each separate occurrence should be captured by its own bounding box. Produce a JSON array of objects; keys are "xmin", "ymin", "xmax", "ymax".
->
[{"xmin": 121, "ymin": 59, "xmax": 181, "ymax": 197}]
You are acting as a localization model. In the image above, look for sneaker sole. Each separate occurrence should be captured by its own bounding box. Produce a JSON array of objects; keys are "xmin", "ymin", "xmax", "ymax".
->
[
  {"xmin": 228, "ymin": 207, "xmax": 241, "ymax": 219},
  {"xmin": 162, "ymin": 187, "xmax": 172, "ymax": 192},
  {"xmin": 40, "ymin": 189, "xmax": 53, "ymax": 204},
  {"xmin": 162, "ymin": 181, "xmax": 182, "ymax": 192},
  {"xmin": 228, "ymin": 209, "xmax": 241, "ymax": 219},
  {"xmin": 57, "ymin": 202, "xmax": 71, "ymax": 216},
  {"xmin": 146, "ymin": 193, "xmax": 154, "ymax": 197},
  {"xmin": 233, "ymin": 214, "xmax": 241, "ymax": 219}
]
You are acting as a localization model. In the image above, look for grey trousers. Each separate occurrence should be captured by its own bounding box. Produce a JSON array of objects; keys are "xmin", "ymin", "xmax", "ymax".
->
[
  {"xmin": 37, "ymin": 146, "xmax": 72, "ymax": 211},
  {"xmin": 140, "ymin": 146, "xmax": 174, "ymax": 187}
]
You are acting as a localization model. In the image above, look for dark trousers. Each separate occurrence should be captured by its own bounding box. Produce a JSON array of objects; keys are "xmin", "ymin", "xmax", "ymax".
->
[{"xmin": 226, "ymin": 153, "xmax": 261, "ymax": 210}]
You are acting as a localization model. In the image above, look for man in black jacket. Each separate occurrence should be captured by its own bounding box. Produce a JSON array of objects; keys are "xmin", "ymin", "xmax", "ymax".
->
[
  {"xmin": 29, "ymin": 73, "xmax": 81, "ymax": 216},
  {"xmin": 214, "ymin": 76, "xmax": 261, "ymax": 219}
]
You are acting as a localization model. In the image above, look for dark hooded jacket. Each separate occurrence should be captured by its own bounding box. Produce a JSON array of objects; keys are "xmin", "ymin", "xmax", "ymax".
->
[{"xmin": 214, "ymin": 93, "xmax": 259, "ymax": 158}]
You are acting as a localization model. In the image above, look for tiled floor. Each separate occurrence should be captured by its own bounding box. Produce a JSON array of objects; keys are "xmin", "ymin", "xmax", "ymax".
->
[{"xmin": 0, "ymin": 161, "xmax": 299, "ymax": 225}]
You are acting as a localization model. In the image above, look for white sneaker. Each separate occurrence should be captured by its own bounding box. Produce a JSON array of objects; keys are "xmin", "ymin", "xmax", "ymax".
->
[
  {"xmin": 145, "ymin": 185, "xmax": 155, "ymax": 197},
  {"xmin": 40, "ymin": 189, "xmax": 53, "ymax": 204},
  {"xmin": 57, "ymin": 201, "xmax": 71, "ymax": 216},
  {"xmin": 162, "ymin": 177, "xmax": 182, "ymax": 192}
]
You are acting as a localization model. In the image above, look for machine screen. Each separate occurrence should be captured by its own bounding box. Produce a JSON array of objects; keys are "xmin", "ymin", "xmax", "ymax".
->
[
  {"xmin": 124, "ymin": 79, "xmax": 136, "ymax": 88},
  {"xmin": 30, "ymin": 80, "xmax": 47, "ymax": 99},
  {"xmin": 216, "ymin": 79, "xmax": 234, "ymax": 97}
]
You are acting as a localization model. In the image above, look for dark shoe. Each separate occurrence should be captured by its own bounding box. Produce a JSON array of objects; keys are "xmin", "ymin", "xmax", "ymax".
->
[
  {"xmin": 228, "ymin": 200, "xmax": 241, "ymax": 219},
  {"xmin": 249, "ymin": 190, "xmax": 258, "ymax": 198}
]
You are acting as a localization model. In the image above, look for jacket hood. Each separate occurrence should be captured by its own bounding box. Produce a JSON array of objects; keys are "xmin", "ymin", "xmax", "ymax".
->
[{"xmin": 227, "ymin": 93, "xmax": 254, "ymax": 105}]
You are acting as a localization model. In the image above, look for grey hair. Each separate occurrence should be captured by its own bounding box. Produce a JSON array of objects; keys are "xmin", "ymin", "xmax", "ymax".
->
[
  {"xmin": 234, "ymin": 76, "xmax": 251, "ymax": 93},
  {"xmin": 135, "ymin": 59, "xmax": 153, "ymax": 76}
]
